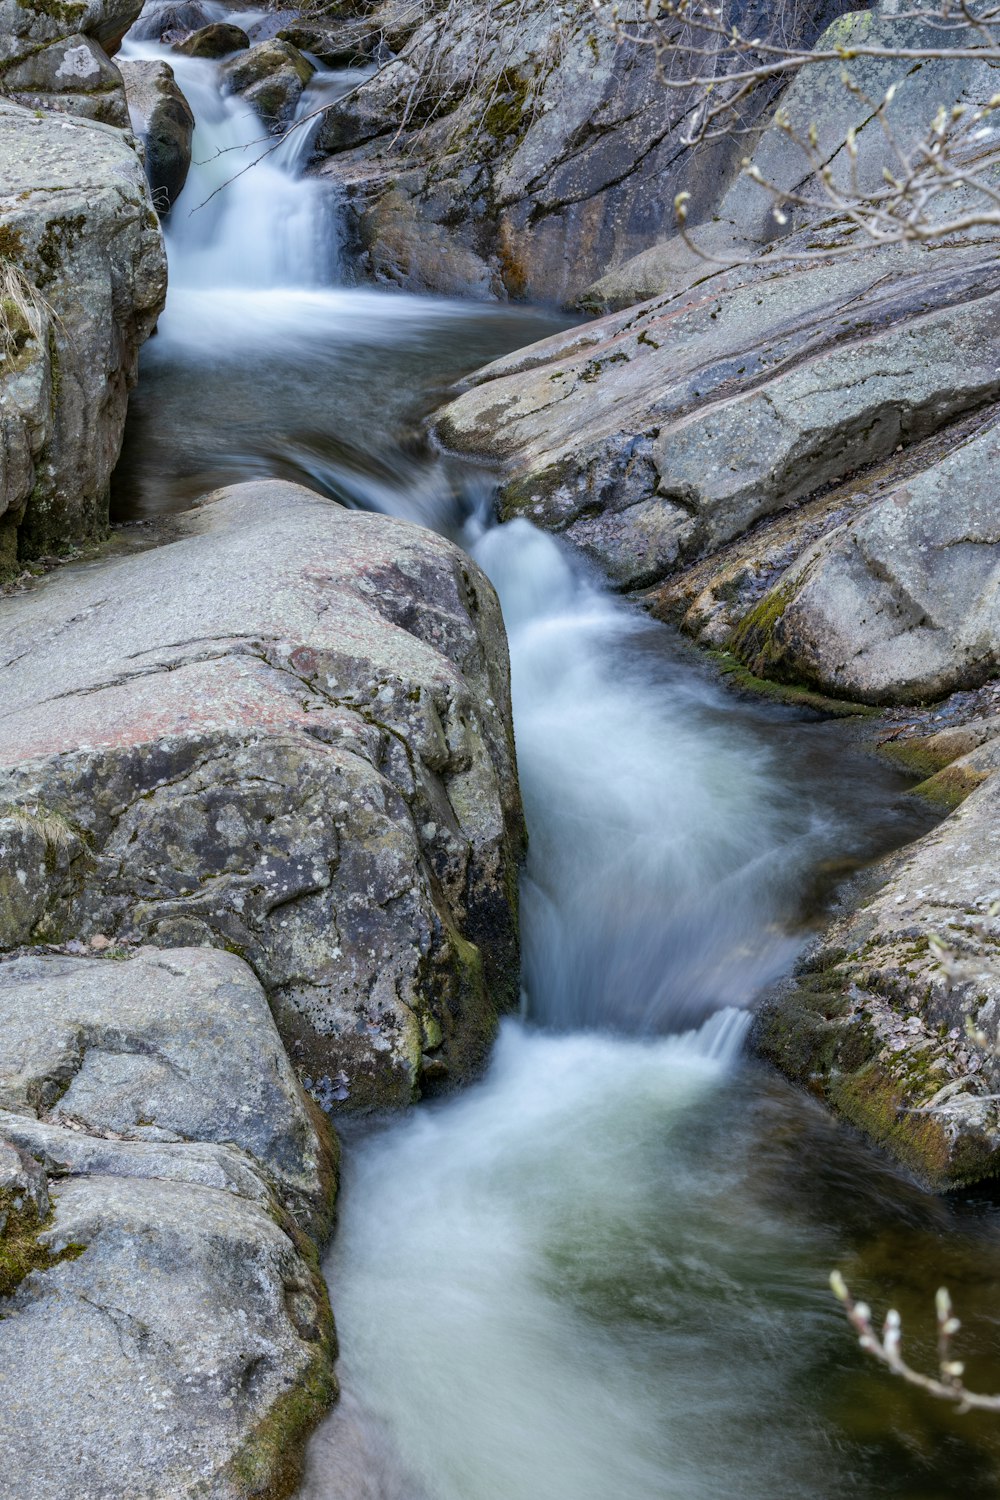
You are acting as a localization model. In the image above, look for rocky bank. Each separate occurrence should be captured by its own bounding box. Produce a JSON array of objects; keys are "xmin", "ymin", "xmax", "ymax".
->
[
  {"xmin": 7, "ymin": 0, "xmax": 1000, "ymax": 1489},
  {"xmin": 428, "ymin": 3, "xmax": 1000, "ymax": 1185}
]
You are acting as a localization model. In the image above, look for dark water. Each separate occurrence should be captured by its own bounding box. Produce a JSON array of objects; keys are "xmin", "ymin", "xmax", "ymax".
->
[{"xmin": 112, "ymin": 19, "xmax": 1000, "ymax": 1497}]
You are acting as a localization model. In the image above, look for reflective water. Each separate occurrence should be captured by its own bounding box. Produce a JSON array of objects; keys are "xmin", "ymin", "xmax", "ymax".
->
[{"xmin": 114, "ymin": 10, "xmax": 1000, "ymax": 1497}]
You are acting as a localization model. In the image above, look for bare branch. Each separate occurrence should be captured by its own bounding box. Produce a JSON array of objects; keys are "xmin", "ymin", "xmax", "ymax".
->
[{"xmin": 831, "ymin": 1273, "xmax": 1000, "ymax": 1413}]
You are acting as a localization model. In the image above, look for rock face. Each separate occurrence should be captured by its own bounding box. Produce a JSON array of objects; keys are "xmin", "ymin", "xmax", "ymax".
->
[
  {"xmin": 754, "ymin": 768, "xmax": 1000, "ymax": 1189},
  {"xmin": 0, "ymin": 946, "xmax": 339, "ymax": 1500},
  {"xmin": 0, "ymin": 99, "xmax": 166, "ymax": 576},
  {"xmin": 435, "ymin": 245, "xmax": 1000, "ymax": 589},
  {"xmin": 121, "ymin": 57, "xmax": 196, "ymax": 210},
  {"xmin": 0, "ymin": 0, "xmax": 143, "ymax": 126},
  {"xmin": 0, "ymin": 480, "xmax": 524, "ymax": 1110},
  {"xmin": 130, "ymin": 0, "xmax": 212, "ymax": 42},
  {"xmin": 732, "ymin": 421, "xmax": 1000, "ymax": 705},
  {"xmin": 584, "ymin": 6, "xmax": 1000, "ymax": 312},
  {"xmin": 220, "ymin": 39, "xmax": 315, "ymax": 126},
  {"xmin": 312, "ymin": 0, "xmax": 850, "ymax": 303}
]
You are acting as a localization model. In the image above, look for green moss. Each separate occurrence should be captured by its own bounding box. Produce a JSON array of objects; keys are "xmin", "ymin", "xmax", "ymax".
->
[
  {"xmin": 0, "ymin": 1189, "xmax": 85, "ymax": 1300},
  {"xmin": 224, "ymin": 1272, "xmax": 338, "ymax": 1499},
  {"xmin": 0, "ymin": 514, "xmax": 19, "ymax": 587},
  {"xmin": 0, "ymin": 226, "xmax": 26, "ymax": 263},
  {"xmin": 910, "ymin": 763, "xmax": 989, "ymax": 810},
  {"xmin": 34, "ymin": 215, "xmax": 86, "ymax": 288},
  {"xmin": 579, "ymin": 350, "xmax": 629, "ymax": 383},
  {"xmin": 479, "ymin": 67, "xmax": 531, "ymax": 144},
  {"xmin": 708, "ymin": 650, "xmax": 876, "ymax": 717},
  {"xmin": 15, "ymin": 0, "xmax": 87, "ymax": 20},
  {"xmin": 830, "ymin": 1062, "xmax": 957, "ymax": 1185},
  {"xmin": 728, "ymin": 579, "xmax": 797, "ymax": 675}
]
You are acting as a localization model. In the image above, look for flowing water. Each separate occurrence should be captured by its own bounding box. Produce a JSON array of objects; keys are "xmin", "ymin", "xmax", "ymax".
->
[{"xmin": 116, "ymin": 14, "xmax": 1000, "ymax": 1496}]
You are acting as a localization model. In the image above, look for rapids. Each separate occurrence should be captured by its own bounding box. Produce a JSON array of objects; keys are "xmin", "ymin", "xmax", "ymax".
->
[{"xmin": 114, "ymin": 12, "xmax": 1000, "ymax": 1496}]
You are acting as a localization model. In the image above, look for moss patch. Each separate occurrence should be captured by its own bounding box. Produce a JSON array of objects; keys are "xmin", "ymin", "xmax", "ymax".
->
[
  {"xmin": 15, "ymin": 0, "xmax": 87, "ymax": 20},
  {"xmin": 728, "ymin": 578, "xmax": 797, "ymax": 676},
  {"xmin": 0, "ymin": 1189, "xmax": 85, "ymax": 1301},
  {"xmin": 708, "ymin": 650, "xmax": 876, "ymax": 717},
  {"xmin": 224, "ymin": 1270, "xmax": 338, "ymax": 1499},
  {"xmin": 829, "ymin": 1061, "xmax": 958, "ymax": 1186},
  {"xmin": 911, "ymin": 763, "xmax": 989, "ymax": 810}
]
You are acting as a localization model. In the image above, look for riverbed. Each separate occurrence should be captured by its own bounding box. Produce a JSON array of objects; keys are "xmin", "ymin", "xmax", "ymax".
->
[{"xmin": 115, "ymin": 15, "xmax": 1000, "ymax": 1495}]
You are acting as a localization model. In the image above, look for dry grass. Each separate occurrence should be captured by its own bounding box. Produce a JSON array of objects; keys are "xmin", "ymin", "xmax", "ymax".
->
[{"xmin": 0, "ymin": 260, "xmax": 48, "ymax": 366}]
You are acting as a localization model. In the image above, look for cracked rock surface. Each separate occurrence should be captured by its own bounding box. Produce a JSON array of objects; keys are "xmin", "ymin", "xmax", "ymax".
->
[
  {"xmin": 0, "ymin": 945, "xmax": 338, "ymax": 1500},
  {"xmin": 0, "ymin": 479, "xmax": 524, "ymax": 1109}
]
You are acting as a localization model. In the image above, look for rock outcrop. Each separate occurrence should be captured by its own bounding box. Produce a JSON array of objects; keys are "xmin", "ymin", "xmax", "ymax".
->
[
  {"xmin": 121, "ymin": 57, "xmax": 196, "ymax": 210},
  {"xmin": 0, "ymin": 480, "xmax": 524, "ymax": 1111},
  {"xmin": 0, "ymin": 0, "xmax": 142, "ymax": 126},
  {"xmin": 584, "ymin": 6, "xmax": 1000, "ymax": 312},
  {"xmin": 0, "ymin": 99, "xmax": 166, "ymax": 576},
  {"xmin": 754, "ymin": 766, "xmax": 1000, "ymax": 1188},
  {"xmin": 173, "ymin": 21, "xmax": 250, "ymax": 59},
  {"xmin": 220, "ymin": 39, "xmax": 315, "ymax": 126},
  {"xmin": 435, "ymin": 244, "xmax": 1000, "ymax": 589},
  {"xmin": 0, "ymin": 946, "xmax": 339, "ymax": 1499},
  {"xmin": 730, "ymin": 420, "xmax": 1000, "ymax": 706},
  {"xmin": 311, "ymin": 0, "xmax": 851, "ymax": 303}
]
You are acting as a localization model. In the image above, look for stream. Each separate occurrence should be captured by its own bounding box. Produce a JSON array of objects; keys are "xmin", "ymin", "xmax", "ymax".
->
[{"xmin": 116, "ymin": 14, "xmax": 1000, "ymax": 1497}]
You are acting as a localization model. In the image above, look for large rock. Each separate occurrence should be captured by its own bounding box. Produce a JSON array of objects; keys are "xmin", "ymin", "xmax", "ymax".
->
[
  {"xmin": 435, "ymin": 245, "xmax": 1000, "ymax": 589},
  {"xmin": 0, "ymin": 946, "xmax": 338, "ymax": 1500},
  {"xmin": 129, "ymin": 0, "xmax": 212, "ymax": 41},
  {"xmin": 220, "ymin": 39, "xmax": 315, "ymax": 126},
  {"xmin": 730, "ymin": 420, "xmax": 1000, "ymax": 705},
  {"xmin": 121, "ymin": 58, "xmax": 196, "ymax": 211},
  {"xmin": 0, "ymin": 947, "xmax": 335, "ymax": 1232},
  {"xmin": 312, "ymin": 0, "xmax": 851, "ymax": 303},
  {"xmin": 0, "ymin": 0, "xmax": 143, "ymax": 125},
  {"xmin": 754, "ymin": 768, "xmax": 1000, "ymax": 1189},
  {"xmin": 173, "ymin": 22, "xmax": 250, "ymax": 58},
  {"xmin": 0, "ymin": 480, "xmax": 524, "ymax": 1110},
  {"xmin": 0, "ymin": 99, "xmax": 166, "ymax": 574},
  {"xmin": 585, "ymin": 6, "xmax": 1000, "ymax": 311}
]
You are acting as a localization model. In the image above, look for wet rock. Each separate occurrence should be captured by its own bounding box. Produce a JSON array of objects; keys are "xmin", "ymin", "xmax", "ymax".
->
[
  {"xmin": 220, "ymin": 38, "xmax": 315, "ymax": 126},
  {"xmin": 120, "ymin": 57, "xmax": 196, "ymax": 210},
  {"xmin": 129, "ymin": 0, "xmax": 212, "ymax": 42},
  {"xmin": 754, "ymin": 771, "xmax": 1000, "ymax": 1189},
  {"xmin": 435, "ymin": 245, "xmax": 1000, "ymax": 590},
  {"xmin": 0, "ymin": 480, "xmax": 524, "ymax": 1110},
  {"xmin": 313, "ymin": 0, "xmax": 850, "ymax": 303},
  {"xmin": 731, "ymin": 421, "xmax": 1000, "ymax": 705},
  {"xmin": 0, "ymin": 99, "xmax": 166, "ymax": 574},
  {"xmin": 0, "ymin": 945, "xmax": 339, "ymax": 1498},
  {"xmin": 173, "ymin": 21, "xmax": 250, "ymax": 58}
]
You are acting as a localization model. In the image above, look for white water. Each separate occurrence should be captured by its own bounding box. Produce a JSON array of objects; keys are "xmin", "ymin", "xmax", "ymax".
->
[{"xmin": 119, "ymin": 15, "xmax": 981, "ymax": 1496}]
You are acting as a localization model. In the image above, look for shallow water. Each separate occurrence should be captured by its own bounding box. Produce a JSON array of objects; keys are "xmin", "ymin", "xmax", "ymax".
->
[{"xmin": 115, "ymin": 13, "xmax": 1000, "ymax": 1496}]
